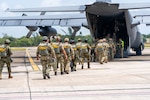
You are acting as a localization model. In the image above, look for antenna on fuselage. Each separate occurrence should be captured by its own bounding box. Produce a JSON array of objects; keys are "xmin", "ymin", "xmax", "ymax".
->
[{"xmin": 96, "ymin": 0, "xmax": 111, "ymax": 3}]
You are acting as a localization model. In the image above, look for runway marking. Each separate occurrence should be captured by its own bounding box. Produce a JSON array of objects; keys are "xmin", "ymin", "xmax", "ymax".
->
[{"xmin": 26, "ymin": 49, "xmax": 40, "ymax": 71}]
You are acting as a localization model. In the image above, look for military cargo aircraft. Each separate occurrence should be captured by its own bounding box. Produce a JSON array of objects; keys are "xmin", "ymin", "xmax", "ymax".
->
[{"xmin": 0, "ymin": 0, "xmax": 150, "ymax": 56}]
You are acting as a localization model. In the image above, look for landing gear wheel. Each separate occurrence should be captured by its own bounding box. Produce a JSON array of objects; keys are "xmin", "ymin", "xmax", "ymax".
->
[{"xmin": 136, "ymin": 46, "xmax": 142, "ymax": 56}]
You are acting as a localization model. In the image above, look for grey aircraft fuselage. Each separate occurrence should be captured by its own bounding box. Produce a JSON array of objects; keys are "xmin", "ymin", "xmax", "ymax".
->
[{"xmin": 85, "ymin": 2, "xmax": 142, "ymax": 55}]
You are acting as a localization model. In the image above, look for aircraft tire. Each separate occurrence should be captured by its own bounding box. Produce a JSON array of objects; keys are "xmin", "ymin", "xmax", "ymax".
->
[{"xmin": 136, "ymin": 46, "xmax": 142, "ymax": 56}]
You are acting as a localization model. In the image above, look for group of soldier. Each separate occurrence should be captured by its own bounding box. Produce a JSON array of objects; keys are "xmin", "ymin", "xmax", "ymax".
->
[
  {"xmin": 0, "ymin": 35, "xmax": 124, "ymax": 80},
  {"xmin": 36, "ymin": 36, "xmax": 91, "ymax": 79},
  {"xmin": 36, "ymin": 35, "xmax": 124, "ymax": 79}
]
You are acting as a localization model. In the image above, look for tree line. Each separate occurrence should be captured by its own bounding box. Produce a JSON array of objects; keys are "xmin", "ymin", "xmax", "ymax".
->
[
  {"xmin": 142, "ymin": 34, "xmax": 150, "ymax": 43},
  {"xmin": 0, "ymin": 33, "xmax": 93, "ymax": 47}
]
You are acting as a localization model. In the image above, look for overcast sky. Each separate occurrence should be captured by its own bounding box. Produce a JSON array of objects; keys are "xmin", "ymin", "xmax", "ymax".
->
[{"xmin": 0, "ymin": 0, "xmax": 150, "ymax": 37}]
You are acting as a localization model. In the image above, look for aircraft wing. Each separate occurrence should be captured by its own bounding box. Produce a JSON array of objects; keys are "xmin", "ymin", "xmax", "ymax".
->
[
  {"xmin": 6, "ymin": 5, "xmax": 86, "ymax": 13},
  {"xmin": 131, "ymin": 10, "xmax": 150, "ymax": 18},
  {"xmin": 0, "ymin": 13, "xmax": 87, "ymax": 27},
  {"xmin": 118, "ymin": 3, "xmax": 150, "ymax": 9},
  {"xmin": 7, "ymin": 3, "xmax": 150, "ymax": 11},
  {"xmin": 129, "ymin": 10, "xmax": 150, "ymax": 26}
]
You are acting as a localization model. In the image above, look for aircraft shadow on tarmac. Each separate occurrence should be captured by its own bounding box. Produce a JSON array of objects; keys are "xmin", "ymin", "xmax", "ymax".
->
[{"xmin": 114, "ymin": 53, "xmax": 150, "ymax": 62}]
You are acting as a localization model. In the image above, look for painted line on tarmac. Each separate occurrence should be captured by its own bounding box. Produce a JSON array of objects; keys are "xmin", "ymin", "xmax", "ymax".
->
[{"xmin": 26, "ymin": 49, "xmax": 40, "ymax": 71}]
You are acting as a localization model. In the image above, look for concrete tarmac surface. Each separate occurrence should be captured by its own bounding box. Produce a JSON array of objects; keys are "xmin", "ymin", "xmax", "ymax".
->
[{"xmin": 0, "ymin": 47, "xmax": 150, "ymax": 100}]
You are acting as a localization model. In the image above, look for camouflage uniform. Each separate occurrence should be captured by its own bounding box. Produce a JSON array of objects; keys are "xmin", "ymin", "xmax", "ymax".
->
[
  {"xmin": 80, "ymin": 39, "xmax": 91, "ymax": 69},
  {"xmin": 51, "ymin": 36, "xmax": 67, "ymax": 75},
  {"xmin": 76, "ymin": 38, "xmax": 82, "ymax": 65},
  {"xmin": 48, "ymin": 36, "xmax": 57, "ymax": 75},
  {"xmin": 91, "ymin": 43, "xmax": 96, "ymax": 62},
  {"xmin": 63, "ymin": 38, "xmax": 74, "ymax": 74},
  {"xmin": 95, "ymin": 39, "xmax": 105, "ymax": 64},
  {"xmin": 0, "ymin": 39, "xmax": 13, "ymax": 79},
  {"xmin": 36, "ymin": 36, "xmax": 55, "ymax": 79},
  {"xmin": 70, "ymin": 40, "xmax": 77, "ymax": 71},
  {"xmin": 108, "ymin": 38, "xmax": 116, "ymax": 61},
  {"xmin": 103, "ymin": 38, "xmax": 110, "ymax": 63}
]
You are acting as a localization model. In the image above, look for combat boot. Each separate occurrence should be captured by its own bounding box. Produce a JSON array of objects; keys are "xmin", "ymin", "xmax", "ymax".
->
[
  {"xmin": 54, "ymin": 72, "xmax": 57, "ymax": 76},
  {"xmin": 88, "ymin": 62, "xmax": 90, "ymax": 68},
  {"xmin": 45, "ymin": 74, "xmax": 50, "ymax": 79},
  {"xmin": 65, "ymin": 71, "xmax": 69, "ymax": 74},
  {"xmin": 81, "ymin": 65, "xmax": 84, "ymax": 69},
  {"xmin": 43, "ymin": 76, "xmax": 46, "ymax": 79},
  {"xmin": 71, "ymin": 67, "xmax": 73, "ymax": 72},
  {"xmin": 61, "ymin": 72, "xmax": 64, "ymax": 75},
  {"xmin": 8, "ymin": 76, "xmax": 13, "ymax": 79},
  {"xmin": 8, "ymin": 73, "xmax": 13, "ymax": 79}
]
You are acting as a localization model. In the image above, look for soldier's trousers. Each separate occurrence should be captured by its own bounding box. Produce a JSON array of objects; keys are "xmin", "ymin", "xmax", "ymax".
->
[
  {"xmin": 64, "ymin": 55, "xmax": 71, "ymax": 73},
  {"xmin": 48, "ymin": 58, "xmax": 57, "ymax": 73},
  {"xmin": 56, "ymin": 54, "xmax": 64, "ymax": 73},
  {"xmin": 81, "ymin": 53, "xmax": 90, "ymax": 67},
  {"xmin": 108, "ymin": 48, "xmax": 114, "ymax": 61},
  {"xmin": 98, "ymin": 52, "xmax": 105, "ymax": 64},
  {"xmin": 0, "ymin": 57, "xmax": 12, "ymax": 78},
  {"xmin": 40, "ymin": 56, "xmax": 49, "ymax": 77}
]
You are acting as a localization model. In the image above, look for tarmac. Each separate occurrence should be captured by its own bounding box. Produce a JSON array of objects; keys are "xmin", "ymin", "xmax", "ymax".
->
[{"xmin": 0, "ymin": 47, "xmax": 150, "ymax": 100}]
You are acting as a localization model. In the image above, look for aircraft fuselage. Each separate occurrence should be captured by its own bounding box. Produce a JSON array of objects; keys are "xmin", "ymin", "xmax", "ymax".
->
[{"xmin": 85, "ymin": 2, "xmax": 142, "ymax": 55}]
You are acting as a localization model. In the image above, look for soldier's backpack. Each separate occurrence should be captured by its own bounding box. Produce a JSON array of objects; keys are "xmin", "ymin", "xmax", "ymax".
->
[
  {"xmin": 97, "ymin": 43, "xmax": 103, "ymax": 52},
  {"xmin": 76, "ymin": 43, "xmax": 81, "ymax": 50},
  {"xmin": 81, "ymin": 44, "xmax": 88, "ymax": 54},
  {"xmin": 64, "ymin": 45, "xmax": 70, "ymax": 55},
  {"xmin": 0, "ymin": 45, "xmax": 7, "ymax": 57},
  {"xmin": 38, "ymin": 43, "xmax": 49, "ymax": 56},
  {"xmin": 51, "ymin": 42, "xmax": 61, "ymax": 54}
]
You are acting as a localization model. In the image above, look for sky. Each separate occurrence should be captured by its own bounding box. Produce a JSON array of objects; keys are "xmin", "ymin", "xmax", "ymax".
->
[{"xmin": 0, "ymin": 0, "xmax": 150, "ymax": 38}]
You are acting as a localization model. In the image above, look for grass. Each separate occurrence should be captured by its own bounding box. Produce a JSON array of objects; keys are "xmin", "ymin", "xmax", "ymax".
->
[
  {"xmin": 144, "ymin": 43, "xmax": 150, "ymax": 48},
  {"xmin": 11, "ymin": 47, "xmax": 26, "ymax": 50}
]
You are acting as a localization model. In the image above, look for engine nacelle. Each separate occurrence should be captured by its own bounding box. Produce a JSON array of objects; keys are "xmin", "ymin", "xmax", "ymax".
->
[
  {"xmin": 26, "ymin": 26, "xmax": 38, "ymax": 38},
  {"xmin": 39, "ymin": 26, "xmax": 57, "ymax": 37}
]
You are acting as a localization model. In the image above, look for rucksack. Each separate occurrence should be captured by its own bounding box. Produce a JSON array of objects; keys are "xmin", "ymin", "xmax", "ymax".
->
[
  {"xmin": 81, "ymin": 44, "xmax": 88, "ymax": 54},
  {"xmin": 0, "ymin": 45, "xmax": 7, "ymax": 57},
  {"xmin": 64, "ymin": 45, "xmax": 70, "ymax": 55},
  {"xmin": 97, "ymin": 43, "xmax": 103, "ymax": 52},
  {"xmin": 38, "ymin": 43, "xmax": 49, "ymax": 56},
  {"xmin": 51, "ymin": 42, "xmax": 61, "ymax": 54}
]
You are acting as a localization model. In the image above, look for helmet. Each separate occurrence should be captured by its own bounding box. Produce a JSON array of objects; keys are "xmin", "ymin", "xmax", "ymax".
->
[
  {"xmin": 42, "ymin": 36, "xmax": 48, "ymax": 41},
  {"xmin": 5, "ymin": 39, "xmax": 10, "ymax": 44},
  {"xmin": 78, "ymin": 38, "xmax": 81, "ymax": 41},
  {"xmin": 56, "ymin": 36, "xmax": 61, "ymax": 40},
  {"xmin": 98, "ymin": 39, "xmax": 103, "ymax": 43},
  {"xmin": 103, "ymin": 38, "xmax": 106, "ymax": 42},
  {"xmin": 64, "ymin": 38, "xmax": 69, "ymax": 42}
]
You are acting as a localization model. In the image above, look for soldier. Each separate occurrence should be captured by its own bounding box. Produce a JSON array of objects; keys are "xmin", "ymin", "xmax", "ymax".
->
[
  {"xmin": 91, "ymin": 41, "xmax": 96, "ymax": 62},
  {"xmin": 63, "ymin": 38, "xmax": 74, "ymax": 74},
  {"xmin": 103, "ymin": 38, "xmax": 110, "ymax": 63},
  {"xmin": 51, "ymin": 36, "xmax": 68, "ymax": 75},
  {"xmin": 108, "ymin": 38, "xmax": 116, "ymax": 61},
  {"xmin": 118, "ymin": 38, "xmax": 124, "ymax": 58},
  {"xmin": 76, "ymin": 38, "xmax": 82, "ymax": 65},
  {"xmin": 95, "ymin": 39, "xmax": 105, "ymax": 64},
  {"xmin": 70, "ymin": 40, "xmax": 77, "ymax": 72},
  {"xmin": 48, "ymin": 36, "xmax": 57, "ymax": 75},
  {"xmin": 36, "ymin": 36, "xmax": 55, "ymax": 79},
  {"xmin": 0, "ymin": 39, "xmax": 13, "ymax": 79},
  {"xmin": 80, "ymin": 39, "xmax": 91, "ymax": 69}
]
